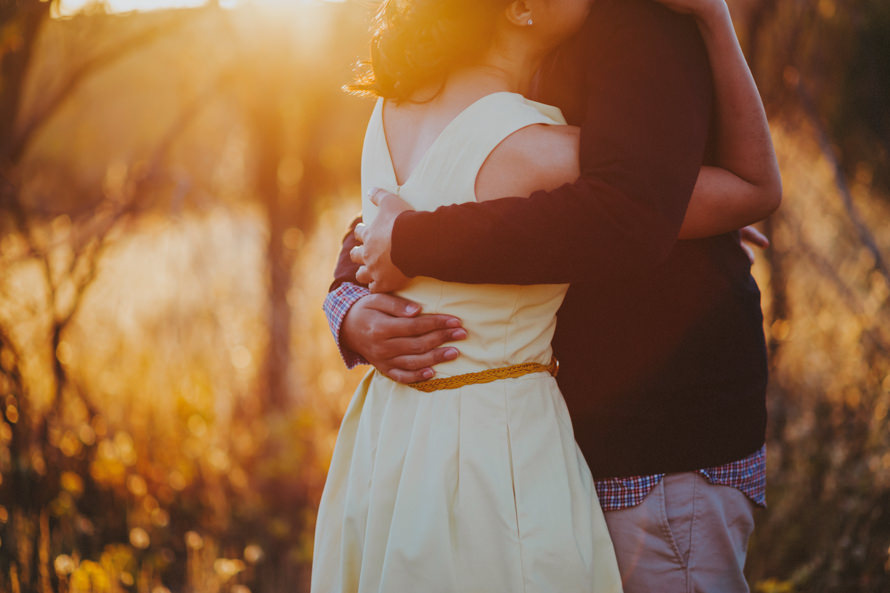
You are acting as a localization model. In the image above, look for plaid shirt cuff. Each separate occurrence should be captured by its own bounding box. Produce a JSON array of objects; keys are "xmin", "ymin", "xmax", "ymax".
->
[{"xmin": 323, "ymin": 283, "xmax": 371, "ymax": 369}]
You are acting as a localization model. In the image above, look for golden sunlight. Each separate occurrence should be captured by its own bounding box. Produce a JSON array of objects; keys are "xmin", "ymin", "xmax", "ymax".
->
[
  {"xmin": 59, "ymin": 0, "xmax": 206, "ymax": 14},
  {"xmin": 58, "ymin": 0, "xmax": 345, "ymax": 17}
]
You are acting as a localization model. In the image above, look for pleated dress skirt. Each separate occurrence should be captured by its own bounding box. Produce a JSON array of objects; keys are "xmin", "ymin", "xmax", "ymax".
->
[{"xmin": 310, "ymin": 369, "xmax": 623, "ymax": 593}]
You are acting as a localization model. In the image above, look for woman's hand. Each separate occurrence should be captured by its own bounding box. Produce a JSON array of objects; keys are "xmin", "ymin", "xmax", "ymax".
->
[{"xmin": 739, "ymin": 225, "xmax": 769, "ymax": 264}]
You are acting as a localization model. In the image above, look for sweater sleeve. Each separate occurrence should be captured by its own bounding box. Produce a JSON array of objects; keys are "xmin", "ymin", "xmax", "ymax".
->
[
  {"xmin": 390, "ymin": 0, "xmax": 713, "ymax": 285},
  {"xmin": 329, "ymin": 216, "xmax": 364, "ymax": 292},
  {"xmin": 325, "ymin": 216, "xmax": 372, "ymax": 368}
]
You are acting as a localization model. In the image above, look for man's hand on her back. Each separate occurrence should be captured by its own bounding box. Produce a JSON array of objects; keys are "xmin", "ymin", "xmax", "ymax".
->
[
  {"xmin": 353, "ymin": 189, "xmax": 413, "ymax": 294},
  {"xmin": 342, "ymin": 293, "xmax": 467, "ymax": 384}
]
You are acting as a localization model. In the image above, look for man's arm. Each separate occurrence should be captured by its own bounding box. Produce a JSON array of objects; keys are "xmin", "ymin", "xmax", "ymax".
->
[
  {"xmin": 323, "ymin": 283, "xmax": 371, "ymax": 368},
  {"xmin": 388, "ymin": 0, "xmax": 712, "ymax": 285},
  {"xmin": 328, "ymin": 217, "xmax": 364, "ymax": 293},
  {"xmin": 324, "ymin": 218, "xmax": 467, "ymax": 380},
  {"xmin": 323, "ymin": 217, "xmax": 371, "ymax": 367}
]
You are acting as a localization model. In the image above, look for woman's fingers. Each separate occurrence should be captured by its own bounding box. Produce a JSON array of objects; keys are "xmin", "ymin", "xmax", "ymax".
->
[
  {"xmin": 739, "ymin": 225, "xmax": 769, "ymax": 263},
  {"xmin": 740, "ymin": 225, "xmax": 770, "ymax": 248},
  {"xmin": 740, "ymin": 242, "xmax": 756, "ymax": 264}
]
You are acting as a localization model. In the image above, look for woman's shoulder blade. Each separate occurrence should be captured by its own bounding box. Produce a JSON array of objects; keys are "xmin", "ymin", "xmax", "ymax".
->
[{"xmin": 475, "ymin": 123, "xmax": 580, "ymax": 201}]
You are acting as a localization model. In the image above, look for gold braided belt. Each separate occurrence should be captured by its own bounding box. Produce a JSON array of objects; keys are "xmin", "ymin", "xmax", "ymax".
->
[{"xmin": 408, "ymin": 357, "xmax": 559, "ymax": 393}]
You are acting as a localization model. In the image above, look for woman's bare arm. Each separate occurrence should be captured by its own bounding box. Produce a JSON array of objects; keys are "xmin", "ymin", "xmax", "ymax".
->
[
  {"xmin": 682, "ymin": 165, "xmax": 778, "ymax": 238},
  {"xmin": 656, "ymin": 0, "xmax": 782, "ymax": 239},
  {"xmin": 475, "ymin": 124, "xmax": 581, "ymax": 202}
]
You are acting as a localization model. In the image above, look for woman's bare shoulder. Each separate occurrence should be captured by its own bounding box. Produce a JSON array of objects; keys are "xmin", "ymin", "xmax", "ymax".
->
[{"xmin": 475, "ymin": 124, "xmax": 581, "ymax": 202}]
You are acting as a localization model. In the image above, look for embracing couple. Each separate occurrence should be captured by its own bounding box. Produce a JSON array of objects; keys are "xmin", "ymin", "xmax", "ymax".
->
[{"xmin": 312, "ymin": 0, "xmax": 781, "ymax": 591}]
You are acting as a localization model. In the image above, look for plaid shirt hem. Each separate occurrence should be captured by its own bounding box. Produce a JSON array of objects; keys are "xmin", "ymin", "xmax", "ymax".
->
[
  {"xmin": 323, "ymin": 282, "xmax": 371, "ymax": 369},
  {"xmin": 595, "ymin": 445, "xmax": 767, "ymax": 511}
]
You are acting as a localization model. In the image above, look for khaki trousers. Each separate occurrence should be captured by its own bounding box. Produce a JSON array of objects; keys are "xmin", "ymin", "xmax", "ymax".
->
[{"xmin": 603, "ymin": 472, "xmax": 757, "ymax": 593}]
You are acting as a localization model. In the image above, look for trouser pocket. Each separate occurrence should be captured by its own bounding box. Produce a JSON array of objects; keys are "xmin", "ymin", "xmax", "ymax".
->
[{"xmin": 660, "ymin": 473, "xmax": 697, "ymax": 570}]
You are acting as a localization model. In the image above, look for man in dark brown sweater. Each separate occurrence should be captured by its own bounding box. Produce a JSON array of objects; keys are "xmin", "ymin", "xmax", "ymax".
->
[{"xmin": 324, "ymin": 1, "xmax": 770, "ymax": 590}]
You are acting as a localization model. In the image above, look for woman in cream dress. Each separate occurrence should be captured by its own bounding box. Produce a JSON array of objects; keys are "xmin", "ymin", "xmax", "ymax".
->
[
  {"xmin": 313, "ymin": 95, "xmax": 617, "ymax": 592},
  {"xmin": 311, "ymin": 0, "xmax": 623, "ymax": 591}
]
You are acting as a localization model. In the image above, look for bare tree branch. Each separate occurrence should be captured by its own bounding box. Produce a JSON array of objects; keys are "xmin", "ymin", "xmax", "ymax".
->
[
  {"xmin": 0, "ymin": 0, "xmax": 52, "ymax": 158},
  {"xmin": 793, "ymin": 80, "xmax": 890, "ymax": 290},
  {"xmin": 57, "ymin": 65, "xmax": 236, "ymax": 335},
  {"xmin": 784, "ymin": 214, "xmax": 890, "ymax": 354},
  {"xmin": 6, "ymin": 15, "xmax": 190, "ymax": 164},
  {"xmin": 1, "ymin": 60, "xmax": 234, "ymax": 411}
]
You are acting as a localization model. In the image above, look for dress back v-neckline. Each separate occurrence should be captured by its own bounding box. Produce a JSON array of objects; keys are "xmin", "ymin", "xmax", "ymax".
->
[{"xmin": 378, "ymin": 91, "xmax": 518, "ymax": 191}]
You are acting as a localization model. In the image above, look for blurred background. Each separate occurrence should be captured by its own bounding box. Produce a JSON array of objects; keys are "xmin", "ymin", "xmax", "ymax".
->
[{"xmin": 0, "ymin": 0, "xmax": 886, "ymax": 591}]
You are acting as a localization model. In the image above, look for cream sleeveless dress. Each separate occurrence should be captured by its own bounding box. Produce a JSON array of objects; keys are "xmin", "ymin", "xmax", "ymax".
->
[{"xmin": 311, "ymin": 92, "xmax": 623, "ymax": 593}]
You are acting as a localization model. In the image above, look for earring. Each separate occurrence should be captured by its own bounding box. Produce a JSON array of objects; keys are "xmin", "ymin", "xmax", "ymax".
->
[{"xmin": 527, "ymin": 18, "xmax": 534, "ymax": 26}]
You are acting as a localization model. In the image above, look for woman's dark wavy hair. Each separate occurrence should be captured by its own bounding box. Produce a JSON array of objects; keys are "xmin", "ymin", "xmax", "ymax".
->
[{"xmin": 348, "ymin": 0, "xmax": 511, "ymax": 102}]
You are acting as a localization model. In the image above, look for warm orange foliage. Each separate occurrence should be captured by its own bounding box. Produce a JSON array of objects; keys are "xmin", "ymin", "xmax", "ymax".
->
[{"xmin": 1, "ymin": 2, "xmax": 371, "ymax": 592}]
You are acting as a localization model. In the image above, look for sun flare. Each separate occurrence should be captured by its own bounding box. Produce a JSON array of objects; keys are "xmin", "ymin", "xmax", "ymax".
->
[{"xmin": 58, "ymin": 0, "xmax": 345, "ymax": 17}]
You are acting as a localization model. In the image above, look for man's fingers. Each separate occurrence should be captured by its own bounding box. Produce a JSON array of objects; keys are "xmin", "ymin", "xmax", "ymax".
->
[
  {"xmin": 386, "ymin": 328, "xmax": 467, "ymax": 357},
  {"xmin": 384, "ymin": 344, "xmax": 463, "ymax": 384},
  {"xmin": 381, "ymin": 314, "xmax": 465, "ymax": 338},
  {"xmin": 350, "ymin": 245, "xmax": 366, "ymax": 265},
  {"xmin": 354, "ymin": 223, "xmax": 367, "ymax": 244},
  {"xmin": 369, "ymin": 188, "xmax": 396, "ymax": 207},
  {"xmin": 384, "ymin": 367, "xmax": 435, "ymax": 385},
  {"xmin": 356, "ymin": 266, "xmax": 372, "ymax": 286},
  {"xmin": 388, "ymin": 346, "xmax": 461, "ymax": 371},
  {"xmin": 378, "ymin": 191, "xmax": 414, "ymax": 212},
  {"xmin": 363, "ymin": 293, "xmax": 424, "ymax": 318}
]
